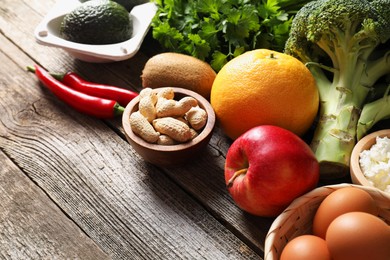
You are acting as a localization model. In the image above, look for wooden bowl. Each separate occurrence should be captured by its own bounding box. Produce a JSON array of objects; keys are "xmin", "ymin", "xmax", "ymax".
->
[
  {"xmin": 350, "ymin": 129, "xmax": 390, "ymax": 189},
  {"xmin": 264, "ymin": 183, "xmax": 390, "ymax": 260},
  {"xmin": 122, "ymin": 87, "xmax": 216, "ymax": 166}
]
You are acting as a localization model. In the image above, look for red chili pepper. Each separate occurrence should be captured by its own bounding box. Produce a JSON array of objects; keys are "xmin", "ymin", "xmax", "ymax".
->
[
  {"xmin": 27, "ymin": 66, "xmax": 138, "ymax": 107},
  {"xmin": 60, "ymin": 72, "xmax": 138, "ymax": 107},
  {"xmin": 31, "ymin": 65, "xmax": 124, "ymax": 119}
]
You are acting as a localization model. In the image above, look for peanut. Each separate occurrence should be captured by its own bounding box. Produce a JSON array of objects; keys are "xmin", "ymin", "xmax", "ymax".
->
[
  {"xmin": 157, "ymin": 135, "xmax": 176, "ymax": 145},
  {"xmin": 185, "ymin": 106, "xmax": 208, "ymax": 130},
  {"xmin": 129, "ymin": 111, "xmax": 160, "ymax": 143},
  {"xmin": 156, "ymin": 96, "xmax": 198, "ymax": 118},
  {"xmin": 139, "ymin": 88, "xmax": 157, "ymax": 122},
  {"xmin": 139, "ymin": 87, "xmax": 154, "ymax": 98},
  {"xmin": 156, "ymin": 87, "xmax": 175, "ymax": 99},
  {"xmin": 189, "ymin": 128, "xmax": 199, "ymax": 139},
  {"xmin": 129, "ymin": 88, "xmax": 208, "ymax": 144},
  {"xmin": 153, "ymin": 117, "xmax": 192, "ymax": 142},
  {"xmin": 175, "ymin": 117, "xmax": 189, "ymax": 125}
]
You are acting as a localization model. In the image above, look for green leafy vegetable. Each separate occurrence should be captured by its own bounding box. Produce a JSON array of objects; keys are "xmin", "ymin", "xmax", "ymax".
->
[{"xmin": 151, "ymin": 0, "xmax": 311, "ymax": 71}]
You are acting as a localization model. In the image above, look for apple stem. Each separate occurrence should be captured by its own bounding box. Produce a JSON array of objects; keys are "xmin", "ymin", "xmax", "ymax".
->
[{"xmin": 226, "ymin": 168, "xmax": 248, "ymax": 188}]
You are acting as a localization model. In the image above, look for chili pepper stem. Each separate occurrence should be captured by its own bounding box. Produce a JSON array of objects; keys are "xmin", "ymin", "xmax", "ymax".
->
[
  {"xmin": 26, "ymin": 65, "xmax": 35, "ymax": 73},
  {"xmin": 27, "ymin": 66, "xmax": 65, "ymax": 81},
  {"xmin": 114, "ymin": 103, "xmax": 125, "ymax": 117}
]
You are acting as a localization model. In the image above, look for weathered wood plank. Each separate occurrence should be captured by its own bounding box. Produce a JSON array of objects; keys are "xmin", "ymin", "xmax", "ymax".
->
[
  {"xmin": 0, "ymin": 151, "xmax": 110, "ymax": 259},
  {"xmin": 0, "ymin": 31, "xmax": 260, "ymax": 260}
]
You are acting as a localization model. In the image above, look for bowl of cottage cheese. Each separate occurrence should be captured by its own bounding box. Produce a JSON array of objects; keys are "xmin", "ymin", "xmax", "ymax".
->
[{"xmin": 350, "ymin": 129, "xmax": 390, "ymax": 193}]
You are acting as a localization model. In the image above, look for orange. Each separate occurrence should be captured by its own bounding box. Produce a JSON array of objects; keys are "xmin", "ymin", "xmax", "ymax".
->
[{"xmin": 210, "ymin": 49, "xmax": 319, "ymax": 140}]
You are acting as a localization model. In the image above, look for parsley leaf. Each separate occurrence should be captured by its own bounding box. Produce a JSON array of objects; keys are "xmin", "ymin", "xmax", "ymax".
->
[{"xmin": 151, "ymin": 0, "xmax": 311, "ymax": 71}]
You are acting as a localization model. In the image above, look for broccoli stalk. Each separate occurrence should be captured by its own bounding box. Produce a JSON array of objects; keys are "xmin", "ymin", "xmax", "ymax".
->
[
  {"xmin": 357, "ymin": 84, "xmax": 390, "ymax": 139},
  {"xmin": 285, "ymin": 0, "xmax": 390, "ymax": 179}
]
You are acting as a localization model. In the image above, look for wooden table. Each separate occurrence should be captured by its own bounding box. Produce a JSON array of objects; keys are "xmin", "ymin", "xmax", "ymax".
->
[{"xmin": 0, "ymin": 0, "xmax": 363, "ymax": 259}]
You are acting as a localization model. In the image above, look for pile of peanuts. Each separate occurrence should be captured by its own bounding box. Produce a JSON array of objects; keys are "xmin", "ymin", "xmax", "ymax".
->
[{"xmin": 129, "ymin": 87, "xmax": 208, "ymax": 145}]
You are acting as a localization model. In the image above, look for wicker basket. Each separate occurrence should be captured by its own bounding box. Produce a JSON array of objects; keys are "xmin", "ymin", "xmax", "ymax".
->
[{"xmin": 264, "ymin": 183, "xmax": 390, "ymax": 260}]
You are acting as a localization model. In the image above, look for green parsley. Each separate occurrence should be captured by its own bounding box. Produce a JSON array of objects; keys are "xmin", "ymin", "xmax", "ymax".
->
[{"xmin": 151, "ymin": 0, "xmax": 311, "ymax": 71}]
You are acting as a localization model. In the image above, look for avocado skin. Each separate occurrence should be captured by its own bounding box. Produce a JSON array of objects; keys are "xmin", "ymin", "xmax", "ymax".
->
[
  {"xmin": 61, "ymin": 0, "xmax": 133, "ymax": 45},
  {"xmin": 111, "ymin": 0, "xmax": 149, "ymax": 11},
  {"xmin": 80, "ymin": 0, "xmax": 149, "ymax": 12}
]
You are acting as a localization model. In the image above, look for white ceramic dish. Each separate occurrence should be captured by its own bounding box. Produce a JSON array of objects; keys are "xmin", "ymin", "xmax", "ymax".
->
[{"xmin": 34, "ymin": 0, "xmax": 157, "ymax": 63}]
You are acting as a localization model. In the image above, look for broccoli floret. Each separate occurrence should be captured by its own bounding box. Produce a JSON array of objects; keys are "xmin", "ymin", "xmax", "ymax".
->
[{"xmin": 284, "ymin": 0, "xmax": 390, "ymax": 179}]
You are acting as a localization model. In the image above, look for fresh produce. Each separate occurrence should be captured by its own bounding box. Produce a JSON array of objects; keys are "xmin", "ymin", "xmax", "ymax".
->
[
  {"xmin": 156, "ymin": 96, "xmax": 198, "ymax": 118},
  {"xmin": 326, "ymin": 212, "xmax": 390, "ymax": 260},
  {"xmin": 156, "ymin": 134, "xmax": 176, "ymax": 145},
  {"xmin": 141, "ymin": 52, "xmax": 216, "ymax": 99},
  {"xmin": 224, "ymin": 125, "xmax": 319, "ymax": 217},
  {"xmin": 284, "ymin": 0, "xmax": 390, "ymax": 179},
  {"xmin": 153, "ymin": 117, "xmax": 193, "ymax": 143},
  {"xmin": 129, "ymin": 88, "xmax": 207, "ymax": 144},
  {"xmin": 130, "ymin": 111, "xmax": 160, "ymax": 143},
  {"xmin": 210, "ymin": 49, "xmax": 319, "ymax": 140},
  {"xmin": 185, "ymin": 107, "xmax": 208, "ymax": 130},
  {"xmin": 280, "ymin": 235, "xmax": 332, "ymax": 260},
  {"xmin": 60, "ymin": 0, "xmax": 133, "ymax": 44},
  {"xmin": 280, "ymin": 186, "xmax": 390, "ymax": 260},
  {"xmin": 115, "ymin": 0, "xmax": 149, "ymax": 11},
  {"xmin": 151, "ymin": 0, "xmax": 313, "ymax": 71},
  {"xmin": 27, "ymin": 67, "xmax": 138, "ymax": 107},
  {"xmin": 30, "ymin": 65, "xmax": 125, "ymax": 119},
  {"xmin": 80, "ymin": 0, "xmax": 149, "ymax": 12},
  {"xmin": 312, "ymin": 187, "xmax": 378, "ymax": 239},
  {"xmin": 139, "ymin": 88, "xmax": 158, "ymax": 122}
]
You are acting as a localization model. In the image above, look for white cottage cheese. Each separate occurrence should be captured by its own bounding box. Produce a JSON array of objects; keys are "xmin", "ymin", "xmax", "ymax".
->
[{"xmin": 359, "ymin": 136, "xmax": 390, "ymax": 193}]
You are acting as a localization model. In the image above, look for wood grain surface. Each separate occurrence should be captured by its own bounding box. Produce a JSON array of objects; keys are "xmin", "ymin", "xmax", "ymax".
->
[{"xmin": 0, "ymin": 151, "xmax": 109, "ymax": 259}]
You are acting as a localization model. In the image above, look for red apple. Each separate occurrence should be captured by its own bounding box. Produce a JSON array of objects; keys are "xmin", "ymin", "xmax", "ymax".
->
[{"xmin": 225, "ymin": 125, "xmax": 319, "ymax": 217}]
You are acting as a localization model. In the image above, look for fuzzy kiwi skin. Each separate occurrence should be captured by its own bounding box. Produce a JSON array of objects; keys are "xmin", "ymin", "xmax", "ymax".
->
[{"xmin": 141, "ymin": 53, "xmax": 216, "ymax": 99}]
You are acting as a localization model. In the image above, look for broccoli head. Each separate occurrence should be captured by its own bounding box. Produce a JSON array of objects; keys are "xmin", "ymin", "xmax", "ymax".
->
[{"xmin": 284, "ymin": 0, "xmax": 390, "ymax": 179}]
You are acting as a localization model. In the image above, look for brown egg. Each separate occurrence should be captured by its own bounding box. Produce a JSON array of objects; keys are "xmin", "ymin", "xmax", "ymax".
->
[
  {"xmin": 312, "ymin": 187, "xmax": 378, "ymax": 238},
  {"xmin": 280, "ymin": 235, "xmax": 332, "ymax": 260},
  {"xmin": 326, "ymin": 212, "xmax": 390, "ymax": 260}
]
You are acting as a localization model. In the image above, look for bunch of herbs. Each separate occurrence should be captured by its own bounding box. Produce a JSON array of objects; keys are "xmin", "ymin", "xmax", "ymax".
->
[{"xmin": 151, "ymin": 0, "xmax": 311, "ymax": 71}]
